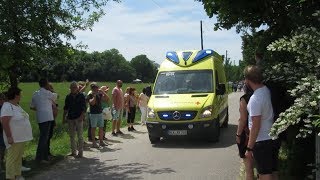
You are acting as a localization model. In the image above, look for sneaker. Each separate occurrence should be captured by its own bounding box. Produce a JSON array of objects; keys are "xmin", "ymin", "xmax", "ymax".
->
[
  {"xmin": 128, "ymin": 127, "xmax": 132, "ymax": 131},
  {"xmin": 112, "ymin": 132, "xmax": 117, "ymax": 136},
  {"xmin": 116, "ymin": 131, "xmax": 124, "ymax": 135},
  {"xmin": 100, "ymin": 141, "xmax": 108, "ymax": 147},
  {"xmin": 92, "ymin": 143, "xmax": 99, "ymax": 148},
  {"xmin": 21, "ymin": 166, "xmax": 31, "ymax": 172},
  {"xmin": 131, "ymin": 127, "xmax": 136, "ymax": 131}
]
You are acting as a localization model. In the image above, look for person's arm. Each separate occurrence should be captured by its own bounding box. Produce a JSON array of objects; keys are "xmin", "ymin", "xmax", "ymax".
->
[
  {"xmin": 79, "ymin": 79, "xmax": 90, "ymax": 92},
  {"xmin": 247, "ymin": 116, "xmax": 261, "ymax": 149},
  {"xmin": 245, "ymin": 97, "xmax": 262, "ymax": 157},
  {"xmin": 112, "ymin": 90, "xmax": 117, "ymax": 107},
  {"xmin": 79, "ymin": 95, "xmax": 86, "ymax": 120},
  {"xmin": 100, "ymin": 90, "xmax": 109, "ymax": 102},
  {"xmin": 236, "ymin": 98, "xmax": 248, "ymax": 143},
  {"xmin": 89, "ymin": 94, "xmax": 96, "ymax": 105},
  {"xmin": 137, "ymin": 94, "xmax": 142, "ymax": 107},
  {"xmin": 30, "ymin": 94, "xmax": 37, "ymax": 111},
  {"xmin": 125, "ymin": 96, "xmax": 130, "ymax": 113},
  {"xmin": 1, "ymin": 116, "xmax": 13, "ymax": 144},
  {"xmin": 63, "ymin": 96, "xmax": 69, "ymax": 124}
]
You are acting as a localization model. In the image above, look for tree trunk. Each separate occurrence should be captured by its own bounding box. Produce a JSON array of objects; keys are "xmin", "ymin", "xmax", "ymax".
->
[{"xmin": 9, "ymin": 66, "xmax": 18, "ymax": 88}]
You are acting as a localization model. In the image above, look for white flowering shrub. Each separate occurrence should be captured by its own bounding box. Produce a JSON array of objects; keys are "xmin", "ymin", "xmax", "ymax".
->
[
  {"xmin": 270, "ymin": 76, "xmax": 320, "ymax": 139},
  {"xmin": 267, "ymin": 11, "xmax": 320, "ymax": 139}
]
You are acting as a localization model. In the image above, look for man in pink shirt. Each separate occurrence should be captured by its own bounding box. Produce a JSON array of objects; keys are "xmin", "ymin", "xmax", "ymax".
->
[{"xmin": 111, "ymin": 80, "xmax": 124, "ymax": 136}]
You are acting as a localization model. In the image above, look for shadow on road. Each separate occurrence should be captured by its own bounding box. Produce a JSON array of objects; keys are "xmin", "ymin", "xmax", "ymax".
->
[
  {"xmin": 131, "ymin": 130, "xmax": 147, "ymax": 134},
  {"xmin": 30, "ymin": 157, "xmax": 176, "ymax": 180},
  {"xmin": 152, "ymin": 124, "xmax": 237, "ymax": 149}
]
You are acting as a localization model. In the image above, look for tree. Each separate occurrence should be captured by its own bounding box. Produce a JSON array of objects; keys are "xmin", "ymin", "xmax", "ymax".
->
[
  {"xmin": 196, "ymin": 0, "xmax": 319, "ymax": 32},
  {"xmin": 197, "ymin": 0, "xmax": 320, "ymax": 65},
  {"xmin": 130, "ymin": 55, "xmax": 158, "ymax": 83},
  {"xmin": 224, "ymin": 58, "xmax": 243, "ymax": 82},
  {"xmin": 0, "ymin": 0, "xmax": 119, "ymax": 87}
]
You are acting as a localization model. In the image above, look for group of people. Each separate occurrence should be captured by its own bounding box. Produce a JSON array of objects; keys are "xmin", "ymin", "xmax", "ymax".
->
[
  {"xmin": 236, "ymin": 65, "xmax": 280, "ymax": 180},
  {"xmin": 0, "ymin": 79, "xmax": 151, "ymax": 180}
]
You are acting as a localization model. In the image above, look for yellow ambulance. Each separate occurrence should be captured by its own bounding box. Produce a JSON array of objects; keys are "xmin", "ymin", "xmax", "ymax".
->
[{"xmin": 146, "ymin": 49, "xmax": 228, "ymax": 144}]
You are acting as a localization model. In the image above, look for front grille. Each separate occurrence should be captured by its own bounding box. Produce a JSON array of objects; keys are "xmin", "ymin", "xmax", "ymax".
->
[{"xmin": 157, "ymin": 111, "xmax": 197, "ymax": 121}]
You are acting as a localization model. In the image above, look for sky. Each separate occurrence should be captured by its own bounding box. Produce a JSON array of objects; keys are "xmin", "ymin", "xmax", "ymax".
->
[{"xmin": 72, "ymin": 0, "xmax": 243, "ymax": 65}]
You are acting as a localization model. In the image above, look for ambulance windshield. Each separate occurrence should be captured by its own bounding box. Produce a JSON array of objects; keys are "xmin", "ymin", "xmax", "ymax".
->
[{"xmin": 154, "ymin": 70, "xmax": 213, "ymax": 95}]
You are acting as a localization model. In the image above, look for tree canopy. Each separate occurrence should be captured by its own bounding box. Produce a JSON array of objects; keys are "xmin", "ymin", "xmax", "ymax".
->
[
  {"xmin": 130, "ymin": 55, "xmax": 158, "ymax": 83},
  {"xmin": 19, "ymin": 49, "xmax": 158, "ymax": 83},
  {"xmin": 0, "ymin": 0, "xmax": 119, "ymax": 87}
]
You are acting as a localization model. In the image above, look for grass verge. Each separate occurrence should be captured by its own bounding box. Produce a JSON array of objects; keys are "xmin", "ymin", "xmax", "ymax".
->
[{"xmin": 0, "ymin": 82, "xmax": 149, "ymax": 179}]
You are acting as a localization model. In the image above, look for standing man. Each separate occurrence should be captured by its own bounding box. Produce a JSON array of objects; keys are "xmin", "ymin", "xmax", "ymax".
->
[
  {"xmin": 244, "ymin": 66, "xmax": 279, "ymax": 180},
  {"xmin": 87, "ymin": 82, "xmax": 108, "ymax": 148},
  {"xmin": 63, "ymin": 82, "xmax": 86, "ymax": 157},
  {"xmin": 111, "ymin": 80, "xmax": 124, "ymax": 136},
  {"xmin": 30, "ymin": 78, "xmax": 55, "ymax": 163}
]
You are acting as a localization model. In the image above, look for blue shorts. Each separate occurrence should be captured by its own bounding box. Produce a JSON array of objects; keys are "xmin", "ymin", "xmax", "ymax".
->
[
  {"xmin": 112, "ymin": 108, "xmax": 123, "ymax": 121},
  {"xmin": 90, "ymin": 113, "xmax": 104, "ymax": 128}
]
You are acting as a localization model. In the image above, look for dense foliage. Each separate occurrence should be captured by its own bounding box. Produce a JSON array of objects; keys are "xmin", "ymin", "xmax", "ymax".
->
[
  {"xmin": 0, "ymin": 0, "xmax": 119, "ymax": 87},
  {"xmin": 268, "ymin": 16, "xmax": 320, "ymax": 139},
  {"xmin": 19, "ymin": 49, "xmax": 158, "ymax": 83},
  {"xmin": 224, "ymin": 58, "xmax": 244, "ymax": 83}
]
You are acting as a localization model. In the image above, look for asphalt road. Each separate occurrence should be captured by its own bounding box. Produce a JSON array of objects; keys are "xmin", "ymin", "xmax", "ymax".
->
[{"xmin": 32, "ymin": 92, "xmax": 242, "ymax": 180}]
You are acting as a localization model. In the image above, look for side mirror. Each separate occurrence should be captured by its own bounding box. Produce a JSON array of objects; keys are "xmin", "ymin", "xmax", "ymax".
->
[{"xmin": 216, "ymin": 84, "xmax": 226, "ymax": 95}]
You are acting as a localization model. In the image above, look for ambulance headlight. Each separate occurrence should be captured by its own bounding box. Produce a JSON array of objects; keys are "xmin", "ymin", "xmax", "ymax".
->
[
  {"xmin": 147, "ymin": 107, "xmax": 156, "ymax": 119},
  {"xmin": 200, "ymin": 106, "xmax": 213, "ymax": 118}
]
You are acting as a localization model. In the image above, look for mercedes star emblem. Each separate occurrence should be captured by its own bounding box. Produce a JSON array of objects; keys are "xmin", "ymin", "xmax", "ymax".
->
[{"xmin": 173, "ymin": 111, "xmax": 181, "ymax": 120}]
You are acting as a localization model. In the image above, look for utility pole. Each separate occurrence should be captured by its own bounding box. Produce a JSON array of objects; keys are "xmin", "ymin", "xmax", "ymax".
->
[
  {"xmin": 225, "ymin": 50, "xmax": 228, "ymax": 61},
  {"xmin": 200, "ymin": 20, "xmax": 203, "ymax": 50}
]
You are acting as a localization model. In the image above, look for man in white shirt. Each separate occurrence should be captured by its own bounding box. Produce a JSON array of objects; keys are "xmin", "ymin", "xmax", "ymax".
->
[
  {"xmin": 30, "ymin": 78, "xmax": 55, "ymax": 162},
  {"xmin": 244, "ymin": 65, "xmax": 279, "ymax": 180}
]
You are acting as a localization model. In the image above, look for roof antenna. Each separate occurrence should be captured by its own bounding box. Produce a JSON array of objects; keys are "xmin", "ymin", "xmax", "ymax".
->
[{"xmin": 200, "ymin": 20, "xmax": 204, "ymax": 50}]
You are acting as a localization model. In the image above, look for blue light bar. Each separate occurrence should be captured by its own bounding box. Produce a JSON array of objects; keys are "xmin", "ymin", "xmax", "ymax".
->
[
  {"xmin": 182, "ymin": 52, "xmax": 192, "ymax": 61},
  {"xmin": 192, "ymin": 49, "xmax": 214, "ymax": 63},
  {"xmin": 163, "ymin": 114, "xmax": 169, "ymax": 118},
  {"xmin": 166, "ymin": 51, "xmax": 179, "ymax": 64},
  {"xmin": 185, "ymin": 114, "xmax": 191, "ymax": 117}
]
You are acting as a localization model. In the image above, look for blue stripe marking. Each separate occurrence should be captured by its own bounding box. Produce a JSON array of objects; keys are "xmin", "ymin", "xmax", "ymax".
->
[
  {"xmin": 182, "ymin": 52, "xmax": 192, "ymax": 61},
  {"xmin": 166, "ymin": 51, "xmax": 179, "ymax": 64},
  {"xmin": 192, "ymin": 49, "xmax": 214, "ymax": 63}
]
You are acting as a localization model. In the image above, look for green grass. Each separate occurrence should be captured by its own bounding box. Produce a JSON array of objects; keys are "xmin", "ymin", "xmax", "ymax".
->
[{"xmin": 1, "ymin": 82, "xmax": 152, "ymax": 178}]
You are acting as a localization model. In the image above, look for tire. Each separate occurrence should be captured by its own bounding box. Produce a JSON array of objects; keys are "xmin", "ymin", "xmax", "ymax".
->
[
  {"xmin": 149, "ymin": 135, "xmax": 160, "ymax": 144},
  {"xmin": 222, "ymin": 109, "xmax": 229, "ymax": 128},
  {"xmin": 207, "ymin": 119, "xmax": 220, "ymax": 142}
]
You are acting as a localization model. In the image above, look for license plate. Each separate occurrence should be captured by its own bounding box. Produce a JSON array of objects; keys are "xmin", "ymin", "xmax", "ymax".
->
[{"xmin": 168, "ymin": 130, "xmax": 187, "ymax": 136}]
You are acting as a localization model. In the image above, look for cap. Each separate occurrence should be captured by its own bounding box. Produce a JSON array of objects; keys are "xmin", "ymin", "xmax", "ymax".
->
[
  {"xmin": 90, "ymin": 82, "xmax": 99, "ymax": 89},
  {"xmin": 100, "ymin": 86, "xmax": 109, "ymax": 92}
]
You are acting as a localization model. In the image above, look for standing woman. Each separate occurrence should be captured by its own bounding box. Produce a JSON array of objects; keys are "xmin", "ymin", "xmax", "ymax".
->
[
  {"xmin": 138, "ymin": 88, "xmax": 149, "ymax": 125},
  {"xmin": 127, "ymin": 88, "xmax": 137, "ymax": 131},
  {"xmin": 1, "ymin": 87, "xmax": 33, "ymax": 180},
  {"xmin": 123, "ymin": 87, "xmax": 130, "ymax": 120},
  {"xmin": 99, "ymin": 86, "xmax": 110, "ymax": 139},
  {"xmin": 236, "ymin": 85, "xmax": 254, "ymax": 180}
]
